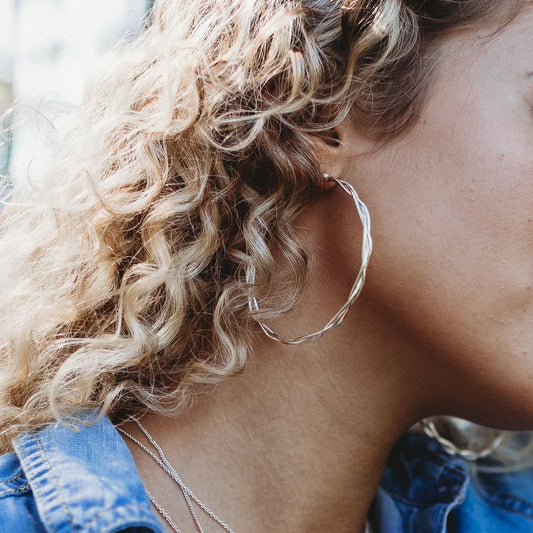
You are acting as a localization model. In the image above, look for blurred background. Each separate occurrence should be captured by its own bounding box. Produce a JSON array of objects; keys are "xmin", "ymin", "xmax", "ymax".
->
[{"xmin": 0, "ymin": 0, "xmax": 152, "ymax": 181}]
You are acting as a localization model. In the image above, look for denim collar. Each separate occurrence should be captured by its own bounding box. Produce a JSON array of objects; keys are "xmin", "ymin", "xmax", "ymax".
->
[
  {"xmin": 12, "ymin": 414, "xmax": 165, "ymax": 533},
  {"xmin": 373, "ymin": 431, "xmax": 533, "ymax": 533},
  {"xmin": 372, "ymin": 432, "xmax": 469, "ymax": 532}
]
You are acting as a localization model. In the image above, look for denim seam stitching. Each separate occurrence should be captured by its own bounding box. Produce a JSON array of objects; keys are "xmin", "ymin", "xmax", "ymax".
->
[
  {"xmin": 436, "ymin": 493, "xmax": 465, "ymax": 533},
  {"xmin": 482, "ymin": 500, "xmax": 533, "ymax": 521},
  {"xmin": 3, "ymin": 471, "xmax": 23, "ymax": 484},
  {"xmin": 0, "ymin": 483, "xmax": 30, "ymax": 496},
  {"xmin": 32, "ymin": 431, "xmax": 78, "ymax": 532},
  {"xmin": 477, "ymin": 490, "xmax": 533, "ymax": 521},
  {"xmin": 16, "ymin": 439, "xmax": 57, "ymax": 533},
  {"xmin": 82, "ymin": 503, "xmax": 162, "ymax": 532}
]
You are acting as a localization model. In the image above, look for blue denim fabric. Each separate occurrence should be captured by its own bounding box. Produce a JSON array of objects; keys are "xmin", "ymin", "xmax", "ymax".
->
[
  {"xmin": 373, "ymin": 432, "xmax": 533, "ymax": 532},
  {"xmin": 1, "ymin": 416, "xmax": 533, "ymax": 532},
  {"xmin": 0, "ymin": 415, "xmax": 165, "ymax": 532}
]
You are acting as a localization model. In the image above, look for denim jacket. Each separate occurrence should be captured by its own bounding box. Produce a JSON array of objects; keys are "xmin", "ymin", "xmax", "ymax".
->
[{"xmin": 2, "ymin": 415, "xmax": 533, "ymax": 532}]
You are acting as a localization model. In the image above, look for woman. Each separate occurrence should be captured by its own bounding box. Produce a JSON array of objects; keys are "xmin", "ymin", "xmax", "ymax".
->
[{"xmin": 0, "ymin": 0, "xmax": 532, "ymax": 531}]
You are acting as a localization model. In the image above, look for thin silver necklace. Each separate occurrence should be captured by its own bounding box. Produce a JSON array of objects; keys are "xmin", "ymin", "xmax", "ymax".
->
[
  {"xmin": 118, "ymin": 419, "xmax": 234, "ymax": 533},
  {"xmin": 118, "ymin": 419, "xmax": 373, "ymax": 533}
]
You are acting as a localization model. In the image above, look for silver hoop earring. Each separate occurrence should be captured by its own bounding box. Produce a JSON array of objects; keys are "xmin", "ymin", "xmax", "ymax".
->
[
  {"xmin": 422, "ymin": 419, "xmax": 506, "ymax": 461},
  {"xmin": 246, "ymin": 174, "xmax": 372, "ymax": 345}
]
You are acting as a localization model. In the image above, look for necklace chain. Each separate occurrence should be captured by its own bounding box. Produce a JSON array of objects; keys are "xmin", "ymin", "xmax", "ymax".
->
[
  {"xmin": 145, "ymin": 489, "xmax": 183, "ymax": 533},
  {"xmin": 118, "ymin": 419, "xmax": 235, "ymax": 533},
  {"xmin": 118, "ymin": 419, "xmax": 373, "ymax": 533}
]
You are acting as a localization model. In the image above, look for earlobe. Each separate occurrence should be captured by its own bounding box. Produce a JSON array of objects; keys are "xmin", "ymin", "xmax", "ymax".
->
[{"xmin": 321, "ymin": 173, "xmax": 337, "ymax": 191}]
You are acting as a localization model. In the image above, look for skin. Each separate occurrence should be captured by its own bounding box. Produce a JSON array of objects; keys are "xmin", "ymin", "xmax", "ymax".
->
[
  {"xmin": 122, "ymin": 8, "xmax": 533, "ymax": 533},
  {"xmin": 334, "ymin": 6, "xmax": 533, "ymax": 429}
]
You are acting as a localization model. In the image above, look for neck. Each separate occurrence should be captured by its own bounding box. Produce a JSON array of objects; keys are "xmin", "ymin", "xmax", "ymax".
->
[
  {"xmin": 123, "ymin": 301, "xmax": 434, "ymax": 532},
  {"xmin": 121, "ymin": 189, "xmax": 441, "ymax": 532}
]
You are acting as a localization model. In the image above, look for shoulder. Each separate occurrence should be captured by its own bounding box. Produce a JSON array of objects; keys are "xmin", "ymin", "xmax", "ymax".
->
[
  {"xmin": 373, "ymin": 431, "xmax": 533, "ymax": 533},
  {"xmin": 0, "ymin": 414, "xmax": 166, "ymax": 533},
  {"xmin": 0, "ymin": 451, "xmax": 42, "ymax": 532}
]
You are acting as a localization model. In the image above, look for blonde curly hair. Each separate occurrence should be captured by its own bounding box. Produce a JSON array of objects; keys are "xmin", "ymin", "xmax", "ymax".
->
[{"xmin": 0, "ymin": 0, "xmax": 516, "ymax": 451}]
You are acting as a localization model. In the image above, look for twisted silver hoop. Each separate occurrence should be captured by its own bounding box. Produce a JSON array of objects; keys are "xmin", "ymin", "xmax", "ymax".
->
[
  {"xmin": 246, "ymin": 175, "xmax": 372, "ymax": 345},
  {"xmin": 422, "ymin": 419, "xmax": 506, "ymax": 462}
]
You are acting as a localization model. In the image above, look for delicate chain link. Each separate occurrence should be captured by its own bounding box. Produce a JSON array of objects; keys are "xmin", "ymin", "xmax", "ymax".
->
[
  {"xmin": 119, "ymin": 418, "xmax": 372, "ymax": 533},
  {"xmin": 145, "ymin": 488, "xmax": 183, "ymax": 533},
  {"xmin": 135, "ymin": 420, "xmax": 235, "ymax": 532},
  {"xmin": 118, "ymin": 426, "xmax": 204, "ymax": 532},
  {"xmin": 118, "ymin": 420, "xmax": 235, "ymax": 533}
]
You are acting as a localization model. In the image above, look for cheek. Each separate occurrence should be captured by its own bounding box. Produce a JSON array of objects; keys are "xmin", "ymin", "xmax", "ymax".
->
[
  {"xmin": 363, "ymin": 93, "xmax": 533, "ymax": 324},
  {"xmin": 356, "ymin": 115, "xmax": 533, "ymax": 427}
]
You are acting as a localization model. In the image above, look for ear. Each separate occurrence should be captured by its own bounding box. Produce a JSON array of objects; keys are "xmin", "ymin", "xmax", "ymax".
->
[
  {"xmin": 310, "ymin": 124, "xmax": 346, "ymax": 181},
  {"xmin": 309, "ymin": 118, "xmax": 376, "ymax": 184}
]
